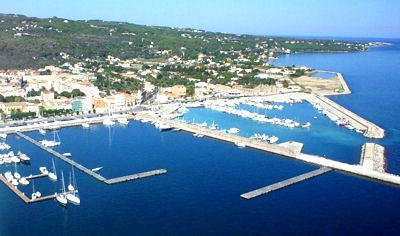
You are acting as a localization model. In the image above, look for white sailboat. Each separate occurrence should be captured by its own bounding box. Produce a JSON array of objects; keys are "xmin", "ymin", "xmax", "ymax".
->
[
  {"xmin": 48, "ymin": 159, "xmax": 57, "ymax": 181},
  {"xmin": 56, "ymin": 171, "xmax": 67, "ymax": 207},
  {"xmin": 66, "ymin": 167, "xmax": 80, "ymax": 205},
  {"xmin": 103, "ymin": 103, "xmax": 115, "ymax": 126},
  {"xmin": 39, "ymin": 131, "xmax": 61, "ymax": 147},
  {"xmin": 31, "ymin": 180, "xmax": 41, "ymax": 200}
]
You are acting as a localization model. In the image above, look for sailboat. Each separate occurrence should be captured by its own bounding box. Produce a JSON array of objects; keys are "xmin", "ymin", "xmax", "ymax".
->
[
  {"xmin": 39, "ymin": 131, "xmax": 61, "ymax": 147},
  {"xmin": 48, "ymin": 159, "xmax": 57, "ymax": 181},
  {"xmin": 66, "ymin": 167, "xmax": 80, "ymax": 205},
  {"xmin": 103, "ymin": 102, "xmax": 115, "ymax": 126},
  {"xmin": 56, "ymin": 171, "xmax": 68, "ymax": 207},
  {"xmin": 31, "ymin": 180, "xmax": 41, "ymax": 200}
]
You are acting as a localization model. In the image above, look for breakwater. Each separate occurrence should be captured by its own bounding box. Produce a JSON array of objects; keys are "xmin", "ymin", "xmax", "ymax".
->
[{"xmin": 137, "ymin": 112, "xmax": 400, "ymax": 186}]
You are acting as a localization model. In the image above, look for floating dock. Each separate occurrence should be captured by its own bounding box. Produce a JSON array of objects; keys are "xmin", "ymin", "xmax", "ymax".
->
[
  {"xmin": 240, "ymin": 167, "xmax": 332, "ymax": 199},
  {"xmin": 104, "ymin": 169, "xmax": 167, "ymax": 184}
]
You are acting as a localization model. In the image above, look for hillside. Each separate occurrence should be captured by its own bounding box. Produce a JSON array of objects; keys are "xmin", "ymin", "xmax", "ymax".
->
[{"xmin": 0, "ymin": 13, "xmax": 367, "ymax": 69}]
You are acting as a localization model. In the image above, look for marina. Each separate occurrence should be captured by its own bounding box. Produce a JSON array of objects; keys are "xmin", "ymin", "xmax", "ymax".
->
[{"xmin": 240, "ymin": 167, "xmax": 332, "ymax": 199}]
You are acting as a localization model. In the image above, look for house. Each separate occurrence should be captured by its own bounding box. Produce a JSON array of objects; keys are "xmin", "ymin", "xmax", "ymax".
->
[{"xmin": 171, "ymin": 85, "xmax": 186, "ymax": 98}]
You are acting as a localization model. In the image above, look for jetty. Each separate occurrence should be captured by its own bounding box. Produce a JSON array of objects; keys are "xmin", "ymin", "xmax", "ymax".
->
[
  {"xmin": 14, "ymin": 131, "xmax": 166, "ymax": 185},
  {"xmin": 240, "ymin": 167, "xmax": 332, "ymax": 199},
  {"xmin": 0, "ymin": 174, "xmax": 57, "ymax": 204},
  {"xmin": 360, "ymin": 143, "xmax": 385, "ymax": 172},
  {"xmin": 105, "ymin": 169, "xmax": 167, "ymax": 184}
]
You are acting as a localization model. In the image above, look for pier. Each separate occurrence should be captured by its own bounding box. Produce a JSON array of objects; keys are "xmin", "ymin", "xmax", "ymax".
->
[
  {"xmin": 104, "ymin": 169, "xmax": 167, "ymax": 184},
  {"xmin": 15, "ymin": 131, "xmax": 166, "ymax": 185},
  {"xmin": 240, "ymin": 167, "xmax": 332, "ymax": 199}
]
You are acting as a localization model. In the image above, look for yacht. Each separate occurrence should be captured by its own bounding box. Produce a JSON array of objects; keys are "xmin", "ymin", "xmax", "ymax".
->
[
  {"xmin": 17, "ymin": 152, "xmax": 31, "ymax": 162},
  {"xmin": 267, "ymin": 135, "xmax": 279, "ymax": 144},
  {"xmin": 155, "ymin": 122, "xmax": 173, "ymax": 131},
  {"xmin": 56, "ymin": 171, "xmax": 68, "ymax": 207}
]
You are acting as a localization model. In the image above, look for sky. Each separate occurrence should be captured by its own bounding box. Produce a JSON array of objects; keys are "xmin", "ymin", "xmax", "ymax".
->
[{"xmin": 2, "ymin": 0, "xmax": 400, "ymax": 38}]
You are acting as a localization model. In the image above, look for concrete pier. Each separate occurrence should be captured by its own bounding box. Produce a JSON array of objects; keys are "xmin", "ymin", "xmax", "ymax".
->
[
  {"xmin": 240, "ymin": 167, "xmax": 332, "ymax": 199},
  {"xmin": 104, "ymin": 169, "xmax": 167, "ymax": 184}
]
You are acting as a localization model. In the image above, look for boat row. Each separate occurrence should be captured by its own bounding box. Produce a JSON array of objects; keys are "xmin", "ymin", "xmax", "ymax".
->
[
  {"xmin": 310, "ymin": 102, "xmax": 364, "ymax": 133},
  {"xmin": 0, "ymin": 151, "xmax": 31, "ymax": 165},
  {"xmin": 250, "ymin": 133, "xmax": 279, "ymax": 144},
  {"xmin": 204, "ymin": 103, "xmax": 311, "ymax": 129}
]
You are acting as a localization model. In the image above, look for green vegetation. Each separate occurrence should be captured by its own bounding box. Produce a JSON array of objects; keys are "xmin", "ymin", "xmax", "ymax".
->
[{"xmin": 0, "ymin": 13, "xmax": 368, "ymax": 70}]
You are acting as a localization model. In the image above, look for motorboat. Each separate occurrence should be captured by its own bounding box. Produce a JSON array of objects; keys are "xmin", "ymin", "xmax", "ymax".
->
[
  {"xmin": 91, "ymin": 166, "xmax": 103, "ymax": 172},
  {"xmin": 227, "ymin": 127, "xmax": 240, "ymax": 134},
  {"xmin": 19, "ymin": 177, "xmax": 29, "ymax": 186},
  {"xmin": 82, "ymin": 123, "xmax": 90, "ymax": 128},
  {"xmin": 117, "ymin": 117, "xmax": 129, "ymax": 125},
  {"xmin": 4, "ymin": 171, "xmax": 13, "ymax": 181},
  {"xmin": 39, "ymin": 166, "xmax": 49, "ymax": 175},
  {"xmin": 39, "ymin": 129, "xmax": 46, "ymax": 135},
  {"xmin": 0, "ymin": 133, "xmax": 7, "ymax": 139}
]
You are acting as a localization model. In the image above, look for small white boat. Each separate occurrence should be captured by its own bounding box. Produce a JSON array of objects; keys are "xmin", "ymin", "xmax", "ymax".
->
[
  {"xmin": 39, "ymin": 166, "xmax": 49, "ymax": 175},
  {"xmin": 91, "ymin": 167, "xmax": 103, "ymax": 172},
  {"xmin": 18, "ymin": 152, "xmax": 31, "ymax": 162},
  {"xmin": 227, "ymin": 128, "xmax": 240, "ymax": 134},
  {"xmin": 19, "ymin": 177, "xmax": 29, "ymax": 186},
  {"xmin": 11, "ymin": 178, "xmax": 19, "ymax": 186},
  {"xmin": 39, "ymin": 129, "xmax": 46, "ymax": 135},
  {"xmin": 268, "ymin": 135, "xmax": 279, "ymax": 144},
  {"xmin": 117, "ymin": 117, "xmax": 129, "ymax": 125},
  {"xmin": 0, "ymin": 133, "xmax": 7, "ymax": 139},
  {"xmin": 301, "ymin": 122, "xmax": 311, "ymax": 128},
  {"xmin": 82, "ymin": 123, "xmax": 90, "ymax": 128},
  {"xmin": 235, "ymin": 142, "xmax": 246, "ymax": 148},
  {"xmin": 4, "ymin": 171, "xmax": 13, "ymax": 181},
  {"xmin": 62, "ymin": 153, "xmax": 72, "ymax": 157}
]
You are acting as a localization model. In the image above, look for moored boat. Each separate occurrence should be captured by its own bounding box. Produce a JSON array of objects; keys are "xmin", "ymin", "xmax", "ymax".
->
[{"xmin": 56, "ymin": 171, "xmax": 68, "ymax": 207}]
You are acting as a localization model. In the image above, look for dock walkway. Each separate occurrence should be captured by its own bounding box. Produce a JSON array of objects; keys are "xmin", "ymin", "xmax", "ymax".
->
[
  {"xmin": 240, "ymin": 167, "xmax": 332, "ymax": 199},
  {"xmin": 105, "ymin": 169, "xmax": 167, "ymax": 184}
]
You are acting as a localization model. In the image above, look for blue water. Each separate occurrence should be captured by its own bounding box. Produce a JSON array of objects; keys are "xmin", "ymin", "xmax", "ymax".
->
[{"xmin": 1, "ymin": 39, "xmax": 400, "ymax": 235}]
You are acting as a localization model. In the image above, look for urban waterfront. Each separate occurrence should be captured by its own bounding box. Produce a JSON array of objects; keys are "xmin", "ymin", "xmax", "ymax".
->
[{"xmin": 1, "ymin": 38, "xmax": 400, "ymax": 235}]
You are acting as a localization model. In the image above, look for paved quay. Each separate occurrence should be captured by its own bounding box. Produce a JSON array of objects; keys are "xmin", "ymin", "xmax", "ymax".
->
[
  {"xmin": 360, "ymin": 143, "xmax": 385, "ymax": 172},
  {"xmin": 283, "ymin": 92, "xmax": 385, "ymax": 139}
]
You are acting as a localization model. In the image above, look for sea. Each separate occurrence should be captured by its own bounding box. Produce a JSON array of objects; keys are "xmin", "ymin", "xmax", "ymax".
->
[{"xmin": 1, "ymin": 38, "xmax": 400, "ymax": 235}]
